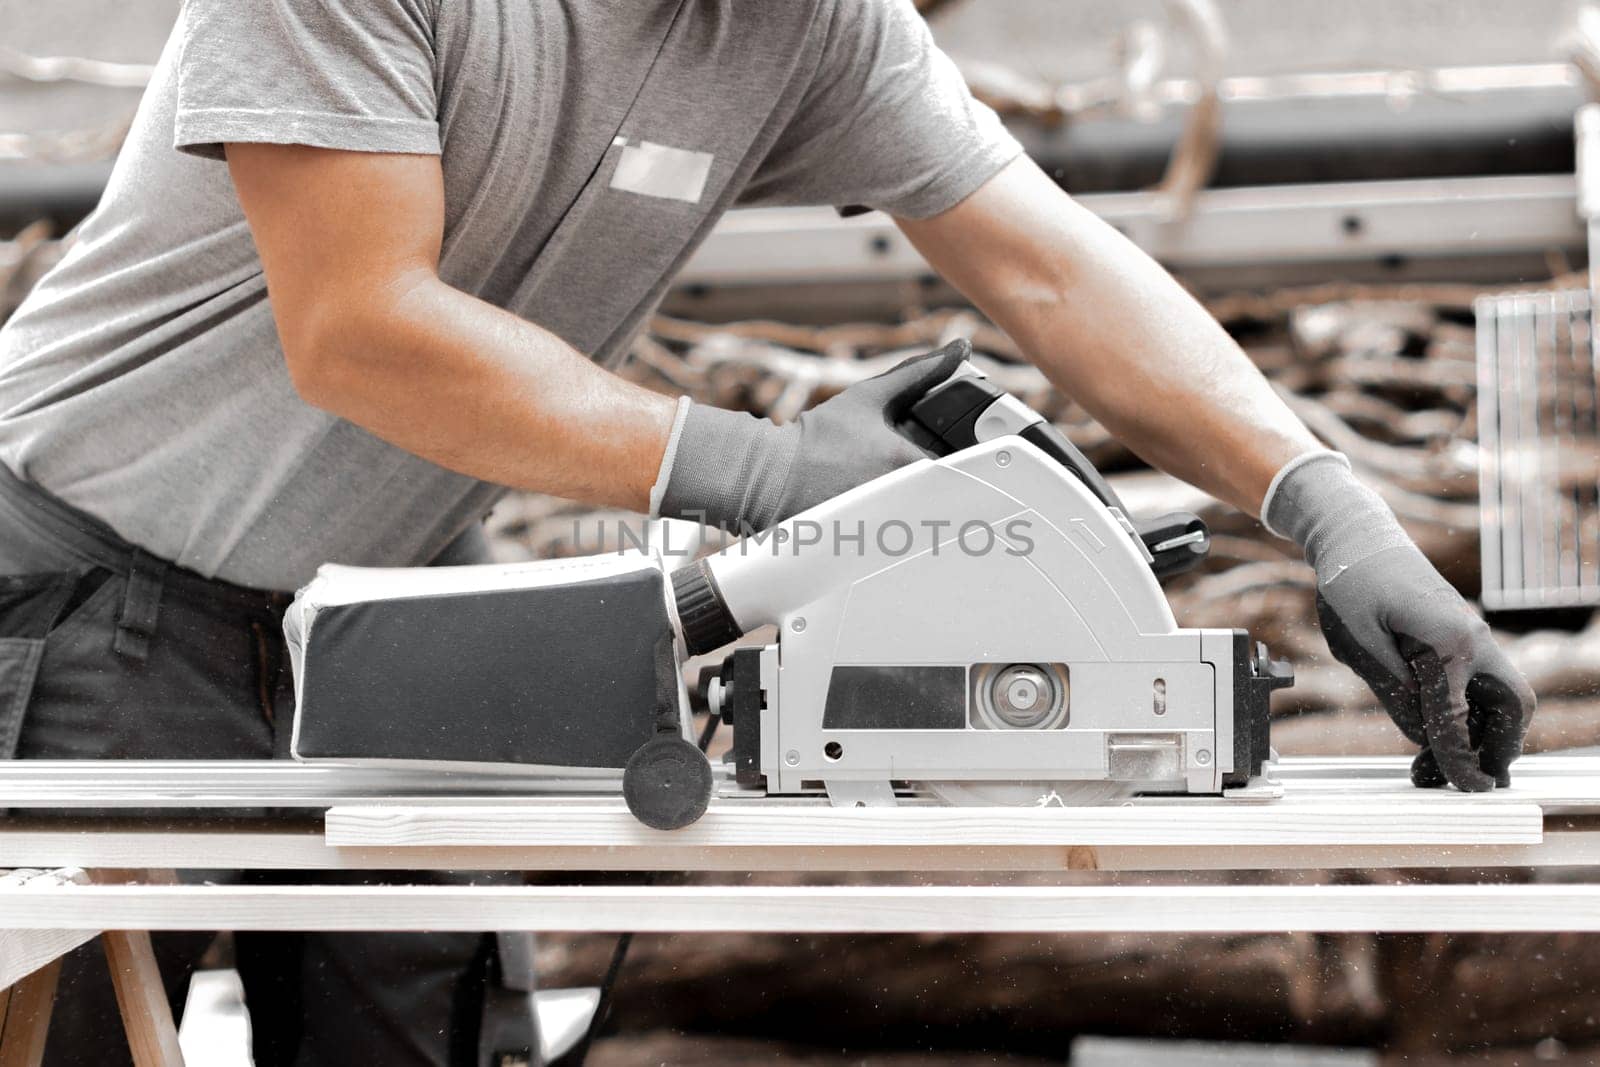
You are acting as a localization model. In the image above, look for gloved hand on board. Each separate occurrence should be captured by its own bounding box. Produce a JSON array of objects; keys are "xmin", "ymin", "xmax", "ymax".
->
[
  {"xmin": 1264, "ymin": 451, "xmax": 1536, "ymax": 791},
  {"xmin": 653, "ymin": 339, "xmax": 970, "ymax": 532}
]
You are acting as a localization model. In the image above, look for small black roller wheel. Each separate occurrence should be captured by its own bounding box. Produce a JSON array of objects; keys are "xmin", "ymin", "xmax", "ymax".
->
[{"xmin": 623, "ymin": 735, "xmax": 713, "ymax": 830}]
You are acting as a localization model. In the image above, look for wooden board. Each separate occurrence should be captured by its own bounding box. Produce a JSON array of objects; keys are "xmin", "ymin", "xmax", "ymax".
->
[
  {"xmin": 0, "ymin": 930, "xmax": 96, "ymax": 990},
  {"xmin": 3, "ymin": 882, "xmax": 1600, "ymax": 934},
  {"xmin": 4, "ymin": 818, "xmax": 1597, "ymax": 875},
  {"xmin": 1272, "ymin": 756, "xmax": 1600, "ymax": 812},
  {"xmin": 0, "ymin": 870, "xmax": 96, "ymax": 989},
  {"xmin": 323, "ymin": 798, "xmax": 1545, "ymax": 848}
]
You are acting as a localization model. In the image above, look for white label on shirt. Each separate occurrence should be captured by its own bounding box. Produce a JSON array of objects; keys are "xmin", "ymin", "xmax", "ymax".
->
[{"xmin": 609, "ymin": 140, "xmax": 713, "ymax": 204}]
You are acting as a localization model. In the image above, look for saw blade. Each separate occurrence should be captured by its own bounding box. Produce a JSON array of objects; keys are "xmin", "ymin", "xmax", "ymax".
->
[{"xmin": 921, "ymin": 779, "xmax": 1137, "ymax": 807}]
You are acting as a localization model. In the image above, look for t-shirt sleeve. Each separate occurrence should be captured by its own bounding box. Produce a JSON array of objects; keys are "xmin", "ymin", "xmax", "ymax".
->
[
  {"xmin": 173, "ymin": 0, "xmax": 440, "ymax": 161},
  {"xmin": 740, "ymin": 0, "xmax": 1023, "ymax": 219}
]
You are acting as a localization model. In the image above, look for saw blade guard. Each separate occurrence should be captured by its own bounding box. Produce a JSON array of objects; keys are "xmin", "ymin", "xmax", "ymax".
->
[
  {"xmin": 686, "ymin": 436, "xmax": 1290, "ymax": 802},
  {"xmin": 900, "ymin": 360, "xmax": 1208, "ymax": 578}
]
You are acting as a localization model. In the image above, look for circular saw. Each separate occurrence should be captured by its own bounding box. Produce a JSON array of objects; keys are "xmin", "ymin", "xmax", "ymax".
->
[{"xmin": 686, "ymin": 359, "xmax": 1294, "ymax": 811}]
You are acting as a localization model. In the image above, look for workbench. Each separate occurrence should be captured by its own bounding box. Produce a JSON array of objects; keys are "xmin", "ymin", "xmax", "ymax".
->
[{"xmin": 3, "ymin": 752, "xmax": 1599, "ymax": 1063}]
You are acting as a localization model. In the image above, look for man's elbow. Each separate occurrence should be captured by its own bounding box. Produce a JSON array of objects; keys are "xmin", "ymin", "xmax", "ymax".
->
[
  {"xmin": 276, "ymin": 290, "xmax": 408, "ymax": 413},
  {"xmin": 280, "ymin": 327, "xmax": 340, "ymax": 410},
  {"xmin": 278, "ymin": 319, "xmax": 351, "ymax": 411}
]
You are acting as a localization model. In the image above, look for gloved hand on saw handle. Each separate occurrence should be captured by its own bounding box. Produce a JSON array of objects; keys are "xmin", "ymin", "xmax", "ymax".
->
[
  {"xmin": 1265, "ymin": 452, "xmax": 1536, "ymax": 791},
  {"xmin": 652, "ymin": 339, "xmax": 970, "ymax": 532}
]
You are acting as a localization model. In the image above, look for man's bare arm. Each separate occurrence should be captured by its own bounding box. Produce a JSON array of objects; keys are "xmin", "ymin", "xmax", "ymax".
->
[
  {"xmin": 899, "ymin": 155, "xmax": 1534, "ymax": 792},
  {"xmin": 896, "ymin": 155, "xmax": 1320, "ymax": 517},
  {"xmin": 227, "ymin": 143, "xmax": 676, "ymax": 511}
]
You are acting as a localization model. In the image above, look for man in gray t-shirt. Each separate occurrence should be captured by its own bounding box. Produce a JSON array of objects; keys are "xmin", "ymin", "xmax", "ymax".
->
[
  {"xmin": 0, "ymin": 0, "xmax": 1537, "ymax": 1062},
  {"xmin": 0, "ymin": 0, "xmax": 1018, "ymax": 590}
]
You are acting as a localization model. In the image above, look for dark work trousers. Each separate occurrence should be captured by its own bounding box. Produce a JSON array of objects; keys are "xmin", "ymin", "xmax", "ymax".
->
[{"xmin": 0, "ymin": 462, "xmax": 514, "ymax": 1067}]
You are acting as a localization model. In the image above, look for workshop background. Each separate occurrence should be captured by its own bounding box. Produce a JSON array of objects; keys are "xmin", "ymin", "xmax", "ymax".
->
[{"xmin": 5, "ymin": 0, "xmax": 1600, "ymax": 1064}]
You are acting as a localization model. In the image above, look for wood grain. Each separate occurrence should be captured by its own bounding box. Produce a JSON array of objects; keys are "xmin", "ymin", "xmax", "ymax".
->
[
  {"xmin": 0, "ymin": 957, "xmax": 61, "ymax": 1067},
  {"xmin": 0, "ymin": 930, "xmax": 97, "ymax": 990},
  {"xmin": 101, "ymin": 930, "xmax": 183, "ymax": 1067},
  {"xmin": 2, "ymin": 883, "xmax": 1600, "ymax": 934},
  {"xmin": 6, "ymin": 820, "xmax": 1598, "ymax": 875},
  {"xmin": 322, "ymin": 798, "xmax": 1545, "ymax": 848}
]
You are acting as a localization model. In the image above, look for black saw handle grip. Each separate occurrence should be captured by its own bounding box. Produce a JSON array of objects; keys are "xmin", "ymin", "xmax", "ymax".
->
[{"xmin": 902, "ymin": 369, "xmax": 1128, "ymax": 518}]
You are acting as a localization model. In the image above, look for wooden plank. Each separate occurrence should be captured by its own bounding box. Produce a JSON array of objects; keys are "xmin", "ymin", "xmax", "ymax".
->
[
  {"xmin": 0, "ymin": 824, "xmax": 328, "ymax": 872},
  {"xmin": 323, "ymin": 799, "xmax": 1546, "ymax": 848},
  {"xmin": 1264, "ymin": 762, "xmax": 1600, "ymax": 811},
  {"xmin": 0, "ymin": 957, "xmax": 61, "ymax": 1067},
  {"xmin": 1091, "ymin": 825, "xmax": 1600, "ymax": 871},
  {"xmin": 3, "ymin": 821, "xmax": 1596, "ymax": 874},
  {"xmin": 0, "ymin": 930, "xmax": 97, "ymax": 990},
  {"xmin": 1276, "ymin": 778, "xmax": 1600, "ymax": 803},
  {"xmin": 101, "ymin": 931, "xmax": 183, "ymax": 1067},
  {"xmin": 0, "ymin": 871, "xmax": 97, "ymax": 991},
  {"xmin": 1277, "ymin": 754, "xmax": 1600, "ymax": 778},
  {"xmin": 3, "ymin": 882, "xmax": 1600, "ymax": 933}
]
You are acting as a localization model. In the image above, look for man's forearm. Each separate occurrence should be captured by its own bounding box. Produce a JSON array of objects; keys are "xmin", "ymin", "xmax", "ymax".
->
[
  {"xmin": 228, "ymin": 143, "xmax": 675, "ymax": 512},
  {"xmin": 899, "ymin": 158, "xmax": 1320, "ymax": 516},
  {"xmin": 291, "ymin": 273, "xmax": 676, "ymax": 512}
]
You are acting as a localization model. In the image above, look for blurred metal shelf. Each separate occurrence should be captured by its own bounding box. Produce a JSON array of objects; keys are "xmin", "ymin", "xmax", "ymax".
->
[
  {"xmin": 1022, "ymin": 63, "xmax": 1583, "ymax": 194},
  {"xmin": 1474, "ymin": 104, "xmax": 1600, "ymax": 612},
  {"xmin": 677, "ymin": 174, "xmax": 1585, "ymax": 297},
  {"xmin": 1475, "ymin": 288, "xmax": 1600, "ymax": 610}
]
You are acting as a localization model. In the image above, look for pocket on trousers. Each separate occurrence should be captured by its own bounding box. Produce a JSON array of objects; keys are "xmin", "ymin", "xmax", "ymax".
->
[
  {"xmin": 0, "ymin": 638, "xmax": 45, "ymax": 760},
  {"xmin": 0, "ymin": 570, "xmax": 112, "ymax": 758}
]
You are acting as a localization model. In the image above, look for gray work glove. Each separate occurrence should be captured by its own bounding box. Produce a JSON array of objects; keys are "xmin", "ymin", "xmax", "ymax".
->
[
  {"xmin": 655, "ymin": 340, "xmax": 969, "ymax": 532},
  {"xmin": 1265, "ymin": 452, "xmax": 1535, "ymax": 791}
]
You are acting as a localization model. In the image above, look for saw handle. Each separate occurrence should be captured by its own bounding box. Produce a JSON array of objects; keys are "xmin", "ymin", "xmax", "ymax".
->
[
  {"xmin": 1135, "ymin": 511, "xmax": 1211, "ymax": 580},
  {"xmin": 904, "ymin": 370, "xmax": 1127, "ymax": 519},
  {"xmin": 903, "ymin": 367, "xmax": 1209, "ymax": 578}
]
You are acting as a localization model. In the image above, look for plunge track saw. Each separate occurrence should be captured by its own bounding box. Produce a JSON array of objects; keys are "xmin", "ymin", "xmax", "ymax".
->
[{"xmin": 286, "ymin": 343, "xmax": 1291, "ymax": 829}]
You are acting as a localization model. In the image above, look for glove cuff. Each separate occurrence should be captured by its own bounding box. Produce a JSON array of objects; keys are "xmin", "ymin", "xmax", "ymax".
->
[
  {"xmin": 1260, "ymin": 450, "xmax": 1349, "ymax": 539},
  {"xmin": 647, "ymin": 397, "xmax": 693, "ymax": 518},
  {"xmin": 1263, "ymin": 449, "xmax": 1411, "ymax": 572},
  {"xmin": 657, "ymin": 402, "xmax": 798, "ymax": 532}
]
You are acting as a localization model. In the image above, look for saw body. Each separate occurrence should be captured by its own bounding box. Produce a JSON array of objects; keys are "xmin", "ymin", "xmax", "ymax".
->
[
  {"xmin": 286, "ymin": 365, "xmax": 1291, "ymax": 826},
  {"xmin": 691, "ymin": 435, "xmax": 1287, "ymax": 807}
]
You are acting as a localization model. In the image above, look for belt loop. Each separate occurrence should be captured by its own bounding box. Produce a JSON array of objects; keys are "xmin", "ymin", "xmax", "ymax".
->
[{"xmin": 114, "ymin": 549, "xmax": 168, "ymax": 662}]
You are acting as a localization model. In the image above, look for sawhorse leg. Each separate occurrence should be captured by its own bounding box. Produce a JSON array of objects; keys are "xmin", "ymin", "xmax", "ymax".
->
[
  {"xmin": 101, "ymin": 931, "xmax": 185, "ymax": 1067},
  {"xmin": 0, "ymin": 957, "xmax": 62, "ymax": 1067},
  {"xmin": 0, "ymin": 931, "xmax": 186, "ymax": 1067},
  {"xmin": 0, "ymin": 868, "xmax": 185, "ymax": 1067}
]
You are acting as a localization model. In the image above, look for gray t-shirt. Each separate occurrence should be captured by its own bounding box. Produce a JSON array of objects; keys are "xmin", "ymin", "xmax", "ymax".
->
[{"xmin": 0, "ymin": 0, "xmax": 1020, "ymax": 592}]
